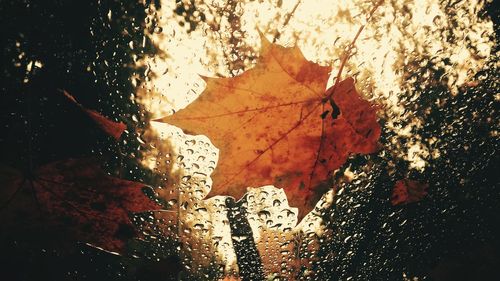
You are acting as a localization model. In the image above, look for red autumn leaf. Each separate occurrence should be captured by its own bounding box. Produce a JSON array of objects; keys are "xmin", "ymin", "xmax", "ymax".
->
[
  {"xmin": 156, "ymin": 34, "xmax": 381, "ymax": 219},
  {"xmin": 63, "ymin": 90, "xmax": 126, "ymax": 140},
  {"xmin": 0, "ymin": 158, "xmax": 162, "ymax": 253},
  {"xmin": 391, "ymin": 179, "xmax": 429, "ymax": 206}
]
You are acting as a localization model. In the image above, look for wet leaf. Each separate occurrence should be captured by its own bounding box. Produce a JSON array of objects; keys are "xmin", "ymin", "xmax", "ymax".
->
[
  {"xmin": 0, "ymin": 158, "xmax": 162, "ymax": 253},
  {"xmin": 63, "ymin": 90, "xmax": 126, "ymax": 140},
  {"xmin": 391, "ymin": 179, "xmax": 429, "ymax": 206},
  {"xmin": 156, "ymin": 35, "xmax": 380, "ymax": 219}
]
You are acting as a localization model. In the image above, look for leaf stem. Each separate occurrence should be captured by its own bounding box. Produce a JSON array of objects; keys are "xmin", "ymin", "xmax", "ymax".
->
[
  {"xmin": 334, "ymin": 0, "xmax": 384, "ymax": 88},
  {"xmin": 272, "ymin": 0, "xmax": 303, "ymax": 43}
]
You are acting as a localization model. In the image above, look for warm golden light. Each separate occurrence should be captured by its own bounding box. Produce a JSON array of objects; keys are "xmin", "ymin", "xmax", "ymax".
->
[{"xmin": 136, "ymin": 0, "xmax": 495, "ymax": 278}]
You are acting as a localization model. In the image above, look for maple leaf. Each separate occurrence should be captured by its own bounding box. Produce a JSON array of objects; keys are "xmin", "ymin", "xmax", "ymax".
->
[
  {"xmin": 156, "ymin": 33, "xmax": 380, "ymax": 219},
  {"xmin": 63, "ymin": 90, "xmax": 126, "ymax": 140},
  {"xmin": 391, "ymin": 179, "xmax": 429, "ymax": 206},
  {"xmin": 0, "ymin": 158, "xmax": 161, "ymax": 253}
]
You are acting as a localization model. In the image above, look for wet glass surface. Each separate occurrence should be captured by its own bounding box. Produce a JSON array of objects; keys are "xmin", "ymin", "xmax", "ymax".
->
[{"xmin": 0, "ymin": 1, "xmax": 498, "ymax": 280}]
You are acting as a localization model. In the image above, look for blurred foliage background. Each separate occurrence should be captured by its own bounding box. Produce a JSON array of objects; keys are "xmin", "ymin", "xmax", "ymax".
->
[{"xmin": 0, "ymin": 0, "xmax": 499, "ymax": 280}]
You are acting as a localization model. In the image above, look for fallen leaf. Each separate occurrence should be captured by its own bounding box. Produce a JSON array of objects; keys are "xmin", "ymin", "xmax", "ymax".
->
[
  {"xmin": 391, "ymin": 179, "xmax": 429, "ymax": 205},
  {"xmin": 63, "ymin": 90, "xmax": 126, "ymax": 140},
  {"xmin": 156, "ymin": 35, "xmax": 380, "ymax": 219},
  {"xmin": 0, "ymin": 158, "xmax": 161, "ymax": 253}
]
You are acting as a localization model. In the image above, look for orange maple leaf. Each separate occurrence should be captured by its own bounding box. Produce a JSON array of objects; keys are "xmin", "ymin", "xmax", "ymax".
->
[
  {"xmin": 156, "ymin": 4, "xmax": 383, "ymax": 219},
  {"xmin": 156, "ymin": 37, "xmax": 380, "ymax": 219}
]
